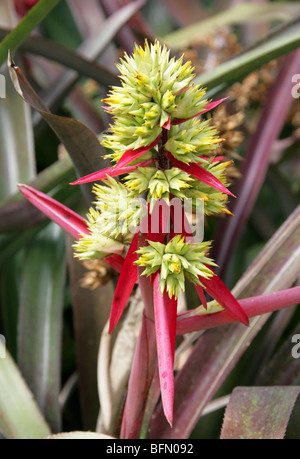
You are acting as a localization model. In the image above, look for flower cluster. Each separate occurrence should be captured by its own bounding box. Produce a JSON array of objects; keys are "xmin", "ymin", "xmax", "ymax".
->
[
  {"xmin": 18, "ymin": 39, "xmax": 249, "ymax": 428},
  {"xmin": 126, "ymin": 166, "xmax": 193, "ymax": 212},
  {"xmin": 101, "ymin": 41, "xmax": 206, "ymax": 162},
  {"xmin": 165, "ymin": 119, "xmax": 221, "ymax": 164},
  {"xmin": 136, "ymin": 235, "xmax": 216, "ymax": 299},
  {"xmin": 74, "ymin": 176, "xmax": 145, "ymax": 260},
  {"xmin": 184, "ymin": 159, "xmax": 234, "ymax": 216},
  {"xmin": 74, "ymin": 41, "xmax": 235, "ymax": 300}
]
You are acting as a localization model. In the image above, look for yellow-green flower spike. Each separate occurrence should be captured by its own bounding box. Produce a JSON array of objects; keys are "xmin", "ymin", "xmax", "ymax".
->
[
  {"xmin": 126, "ymin": 167, "xmax": 194, "ymax": 212},
  {"xmin": 73, "ymin": 207, "xmax": 125, "ymax": 261},
  {"xmin": 72, "ymin": 39, "xmax": 235, "ymax": 290},
  {"xmin": 101, "ymin": 40, "xmax": 212, "ymax": 164},
  {"xmin": 165, "ymin": 119, "xmax": 222, "ymax": 164},
  {"xmin": 136, "ymin": 235, "xmax": 216, "ymax": 299},
  {"xmin": 102, "ymin": 115, "xmax": 161, "ymax": 162},
  {"xmin": 73, "ymin": 176, "xmax": 147, "ymax": 260}
]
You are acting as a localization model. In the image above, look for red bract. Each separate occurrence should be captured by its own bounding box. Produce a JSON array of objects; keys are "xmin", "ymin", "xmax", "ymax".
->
[
  {"xmin": 199, "ymin": 271, "xmax": 249, "ymax": 326},
  {"xmin": 14, "ymin": 0, "xmax": 39, "ymax": 16},
  {"xmin": 142, "ymin": 199, "xmax": 171, "ymax": 243},
  {"xmin": 108, "ymin": 231, "xmax": 139, "ymax": 333},
  {"xmin": 18, "ymin": 184, "xmax": 89, "ymax": 239},
  {"xmin": 18, "ymin": 182, "xmax": 248, "ymax": 429},
  {"xmin": 115, "ymin": 136, "xmax": 161, "ymax": 169},
  {"xmin": 153, "ymin": 272, "xmax": 178, "ymax": 427},
  {"xmin": 195, "ymin": 284, "xmax": 208, "ymax": 310},
  {"xmin": 165, "ymin": 151, "xmax": 235, "ymax": 197},
  {"xmin": 176, "ymin": 286, "xmax": 300, "ymax": 335},
  {"xmin": 163, "ymin": 115, "xmax": 172, "ymax": 130},
  {"xmin": 17, "ymin": 184, "xmax": 123, "ymax": 272},
  {"xmin": 70, "ymin": 159, "xmax": 156, "ymax": 186}
]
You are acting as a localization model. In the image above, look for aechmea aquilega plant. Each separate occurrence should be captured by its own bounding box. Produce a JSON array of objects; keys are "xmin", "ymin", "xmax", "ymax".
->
[{"xmin": 19, "ymin": 40, "xmax": 249, "ymax": 428}]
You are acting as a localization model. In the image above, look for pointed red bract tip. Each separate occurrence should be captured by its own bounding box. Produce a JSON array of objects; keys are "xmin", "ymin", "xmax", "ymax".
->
[
  {"xmin": 18, "ymin": 184, "xmax": 89, "ymax": 239},
  {"xmin": 200, "ymin": 271, "xmax": 249, "ymax": 326},
  {"xmin": 163, "ymin": 115, "xmax": 171, "ymax": 131},
  {"xmin": 70, "ymin": 159, "xmax": 156, "ymax": 186},
  {"xmin": 165, "ymin": 152, "xmax": 235, "ymax": 197},
  {"xmin": 198, "ymin": 156, "xmax": 225, "ymax": 163}
]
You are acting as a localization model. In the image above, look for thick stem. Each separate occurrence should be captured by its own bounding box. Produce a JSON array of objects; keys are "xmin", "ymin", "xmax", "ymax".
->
[
  {"xmin": 120, "ymin": 311, "xmax": 157, "ymax": 439},
  {"xmin": 120, "ymin": 235, "xmax": 157, "ymax": 438}
]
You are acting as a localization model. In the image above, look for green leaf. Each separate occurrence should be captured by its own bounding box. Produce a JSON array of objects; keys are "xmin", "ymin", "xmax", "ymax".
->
[
  {"xmin": 164, "ymin": 2, "xmax": 300, "ymax": 50},
  {"xmin": 256, "ymin": 322, "xmax": 300, "ymax": 386},
  {"xmin": 0, "ymin": 0, "xmax": 63, "ymax": 66},
  {"xmin": 0, "ymin": 341, "xmax": 51, "ymax": 439},
  {"xmin": 66, "ymin": 236, "xmax": 114, "ymax": 430},
  {"xmin": 0, "ymin": 5, "xmax": 36, "ymax": 368},
  {"xmin": 220, "ymin": 387, "xmax": 300, "ymax": 439},
  {"xmin": 39, "ymin": 0, "xmax": 82, "ymax": 50},
  {"xmin": 98, "ymin": 291, "xmax": 144, "ymax": 436},
  {"xmin": 17, "ymin": 223, "xmax": 67, "ymax": 433},
  {"xmin": 0, "ymin": 224, "xmax": 47, "ymax": 268},
  {"xmin": 0, "ymin": 69, "xmax": 35, "ymax": 200},
  {"xmin": 0, "ymin": 156, "xmax": 76, "ymax": 233}
]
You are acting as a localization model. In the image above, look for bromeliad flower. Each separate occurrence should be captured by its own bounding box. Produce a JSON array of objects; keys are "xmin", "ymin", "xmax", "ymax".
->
[
  {"xmin": 136, "ymin": 235, "xmax": 216, "ymax": 299},
  {"xmin": 126, "ymin": 166, "xmax": 194, "ymax": 212},
  {"xmin": 18, "ymin": 40, "xmax": 249, "ymax": 430},
  {"xmin": 165, "ymin": 118, "xmax": 222, "ymax": 164}
]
